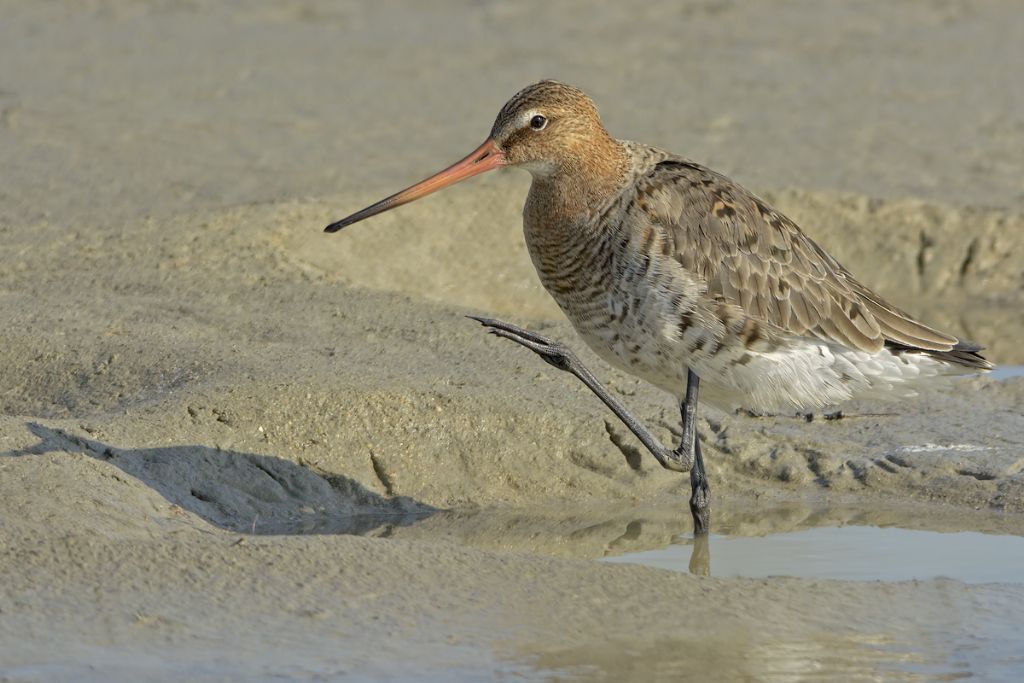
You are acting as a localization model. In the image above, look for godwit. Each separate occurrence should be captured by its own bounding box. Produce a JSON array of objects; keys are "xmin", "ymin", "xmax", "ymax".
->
[{"xmin": 325, "ymin": 81, "xmax": 991, "ymax": 534}]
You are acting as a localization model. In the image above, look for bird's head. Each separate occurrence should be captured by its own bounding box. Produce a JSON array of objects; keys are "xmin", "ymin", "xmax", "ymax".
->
[{"xmin": 324, "ymin": 80, "xmax": 613, "ymax": 233}]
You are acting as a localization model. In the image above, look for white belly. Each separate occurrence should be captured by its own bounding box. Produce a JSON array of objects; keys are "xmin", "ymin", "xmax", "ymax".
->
[{"xmin": 562, "ymin": 287, "xmax": 965, "ymax": 414}]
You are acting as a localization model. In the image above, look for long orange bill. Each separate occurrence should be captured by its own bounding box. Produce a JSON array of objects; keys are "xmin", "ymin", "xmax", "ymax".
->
[{"xmin": 324, "ymin": 138, "xmax": 506, "ymax": 233}]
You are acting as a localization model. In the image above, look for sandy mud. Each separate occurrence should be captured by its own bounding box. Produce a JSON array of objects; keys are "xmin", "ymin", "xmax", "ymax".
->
[{"xmin": 2, "ymin": 1, "xmax": 1023, "ymax": 681}]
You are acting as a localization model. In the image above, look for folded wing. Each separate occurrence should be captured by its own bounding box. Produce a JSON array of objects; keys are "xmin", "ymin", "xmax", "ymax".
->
[{"xmin": 633, "ymin": 157, "xmax": 989, "ymax": 369}]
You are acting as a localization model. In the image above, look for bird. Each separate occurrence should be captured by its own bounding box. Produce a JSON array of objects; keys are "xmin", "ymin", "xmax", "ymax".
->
[{"xmin": 324, "ymin": 80, "xmax": 992, "ymax": 534}]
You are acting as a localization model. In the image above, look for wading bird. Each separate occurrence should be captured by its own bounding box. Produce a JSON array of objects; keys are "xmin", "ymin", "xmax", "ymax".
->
[{"xmin": 325, "ymin": 81, "xmax": 991, "ymax": 534}]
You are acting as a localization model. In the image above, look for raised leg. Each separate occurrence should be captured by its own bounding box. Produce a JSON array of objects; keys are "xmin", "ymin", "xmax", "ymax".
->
[{"xmin": 470, "ymin": 316, "xmax": 711, "ymax": 534}]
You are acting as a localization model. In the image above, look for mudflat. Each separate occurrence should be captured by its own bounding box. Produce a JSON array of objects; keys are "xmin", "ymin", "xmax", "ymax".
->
[{"xmin": 1, "ymin": 2, "xmax": 1022, "ymax": 680}]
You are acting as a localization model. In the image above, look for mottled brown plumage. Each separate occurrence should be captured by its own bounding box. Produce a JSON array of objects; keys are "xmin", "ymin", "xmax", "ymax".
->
[{"xmin": 626, "ymin": 155, "xmax": 986, "ymax": 364}]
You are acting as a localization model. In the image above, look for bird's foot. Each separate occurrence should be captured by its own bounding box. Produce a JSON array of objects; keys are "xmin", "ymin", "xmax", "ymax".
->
[
  {"xmin": 468, "ymin": 316, "xmax": 579, "ymax": 373},
  {"xmin": 688, "ymin": 432, "xmax": 711, "ymax": 536}
]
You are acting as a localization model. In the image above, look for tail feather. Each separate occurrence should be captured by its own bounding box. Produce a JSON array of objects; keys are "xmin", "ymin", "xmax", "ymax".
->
[{"xmin": 885, "ymin": 339, "xmax": 993, "ymax": 372}]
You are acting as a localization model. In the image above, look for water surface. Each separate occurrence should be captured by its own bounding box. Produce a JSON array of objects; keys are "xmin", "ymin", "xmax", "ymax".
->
[{"xmin": 602, "ymin": 525, "xmax": 1024, "ymax": 583}]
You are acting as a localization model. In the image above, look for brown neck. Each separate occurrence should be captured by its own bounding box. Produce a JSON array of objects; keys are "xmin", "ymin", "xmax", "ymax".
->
[{"xmin": 525, "ymin": 135, "xmax": 631, "ymax": 232}]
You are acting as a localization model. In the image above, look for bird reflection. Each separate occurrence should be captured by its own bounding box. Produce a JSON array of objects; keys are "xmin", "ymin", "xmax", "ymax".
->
[{"xmin": 605, "ymin": 518, "xmax": 711, "ymax": 576}]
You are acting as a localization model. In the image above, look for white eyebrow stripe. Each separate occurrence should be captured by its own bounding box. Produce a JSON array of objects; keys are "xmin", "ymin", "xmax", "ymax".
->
[
  {"xmin": 522, "ymin": 110, "xmax": 547, "ymax": 129},
  {"xmin": 521, "ymin": 110, "xmax": 540, "ymax": 126}
]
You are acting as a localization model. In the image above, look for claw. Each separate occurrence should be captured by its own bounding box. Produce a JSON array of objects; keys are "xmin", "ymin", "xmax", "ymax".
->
[{"xmin": 467, "ymin": 315, "xmax": 553, "ymax": 345}]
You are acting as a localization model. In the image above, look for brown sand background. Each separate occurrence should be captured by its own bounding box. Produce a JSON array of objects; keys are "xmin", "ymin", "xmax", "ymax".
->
[{"xmin": 2, "ymin": 1, "xmax": 1023, "ymax": 680}]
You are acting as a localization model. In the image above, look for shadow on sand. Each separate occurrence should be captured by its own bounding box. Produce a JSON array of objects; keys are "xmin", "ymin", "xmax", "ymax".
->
[{"xmin": 4, "ymin": 422, "xmax": 435, "ymax": 536}]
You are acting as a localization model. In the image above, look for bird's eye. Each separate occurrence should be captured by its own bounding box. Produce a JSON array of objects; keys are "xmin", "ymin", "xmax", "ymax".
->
[{"xmin": 529, "ymin": 114, "xmax": 547, "ymax": 130}]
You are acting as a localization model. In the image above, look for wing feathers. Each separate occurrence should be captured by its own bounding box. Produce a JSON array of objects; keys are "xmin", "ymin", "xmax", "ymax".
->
[{"xmin": 637, "ymin": 155, "xmax": 988, "ymax": 365}]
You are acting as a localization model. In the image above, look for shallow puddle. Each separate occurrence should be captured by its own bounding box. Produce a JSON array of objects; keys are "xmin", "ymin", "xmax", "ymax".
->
[
  {"xmin": 290, "ymin": 502, "xmax": 1024, "ymax": 585},
  {"xmin": 303, "ymin": 501, "xmax": 1024, "ymax": 585},
  {"xmin": 330, "ymin": 502, "xmax": 1024, "ymax": 680},
  {"xmin": 255, "ymin": 502, "xmax": 1024, "ymax": 681},
  {"xmin": 602, "ymin": 525, "xmax": 1024, "ymax": 582}
]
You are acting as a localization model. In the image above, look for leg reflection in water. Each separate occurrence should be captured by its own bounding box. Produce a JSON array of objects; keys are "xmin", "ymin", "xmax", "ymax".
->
[
  {"xmin": 689, "ymin": 533, "xmax": 710, "ymax": 576},
  {"xmin": 606, "ymin": 520, "xmax": 712, "ymax": 576}
]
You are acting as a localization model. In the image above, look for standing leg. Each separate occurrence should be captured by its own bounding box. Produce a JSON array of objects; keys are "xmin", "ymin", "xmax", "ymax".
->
[
  {"xmin": 683, "ymin": 370, "xmax": 710, "ymax": 535},
  {"xmin": 471, "ymin": 316, "xmax": 711, "ymax": 534}
]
